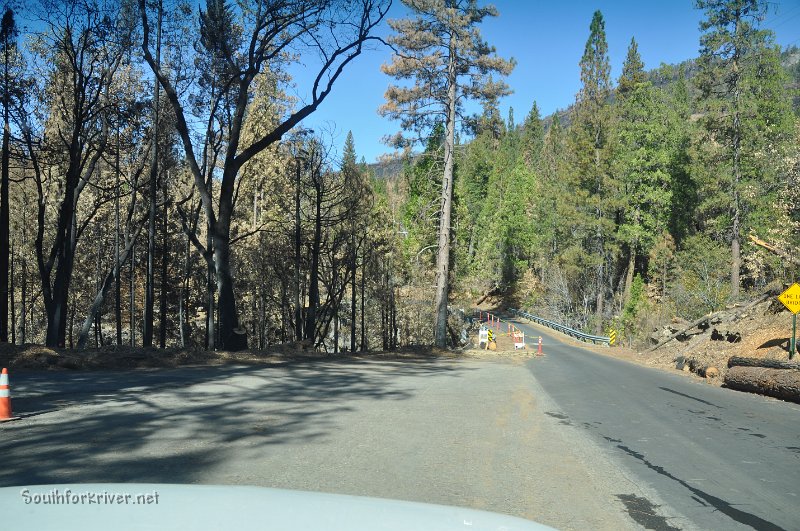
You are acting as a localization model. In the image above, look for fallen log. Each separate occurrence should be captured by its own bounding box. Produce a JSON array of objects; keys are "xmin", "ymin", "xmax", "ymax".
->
[
  {"xmin": 724, "ymin": 366, "xmax": 800, "ymax": 403},
  {"xmin": 728, "ymin": 356, "xmax": 800, "ymax": 370},
  {"xmin": 648, "ymin": 313, "xmax": 722, "ymax": 352},
  {"xmin": 730, "ymin": 292, "xmax": 772, "ymax": 319},
  {"xmin": 748, "ymin": 233, "xmax": 800, "ymax": 267},
  {"xmin": 474, "ymin": 285, "xmax": 500, "ymax": 306}
]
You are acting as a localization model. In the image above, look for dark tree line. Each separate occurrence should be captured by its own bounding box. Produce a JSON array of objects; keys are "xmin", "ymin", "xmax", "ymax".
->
[{"xmin": 0, "ymin": 0, "xmax": 405, "ymax": 353}]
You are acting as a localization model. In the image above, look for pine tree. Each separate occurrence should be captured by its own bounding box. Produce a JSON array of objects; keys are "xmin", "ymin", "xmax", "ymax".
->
[
  {"xmin": 521, "ymin": 101, "xmax": 544, "ymax": 168},
  {"xmin": 340, "ymin": 131, "xmax": 368, "ymax": 353},
  {"xmin": 615, "ymin": 37, "xmax": 673, "ymax": 304},
  {"xmin": 454, "ymin": 127, "xmax": 492, "ymax": 278},
  {"xmin": 380, "ymin": 0, "xmax": 514, "ymax": 347},
  {"xmin": 695, "ymin": 0, "xmax": 793, "ymax": 299},
  {"xmin": 568, "ymin": 10, "xmax": 615, "ymax": 332},
  {"xmin": 663, "ymin": 65, "xmax": 696, "ymax": 245},
  {"xmin": 617, "ymin": 37, "xmax": 646, "ymax": 96}
]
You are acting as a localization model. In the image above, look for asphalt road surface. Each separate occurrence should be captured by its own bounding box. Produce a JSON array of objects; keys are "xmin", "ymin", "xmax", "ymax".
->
[
  {"xmin": 510, "ymin": 316, "xmax": 800, "ymax": 531},
  {"xmin": 2, "ymin": 328, "xmax": 799, "ymax": 530}
]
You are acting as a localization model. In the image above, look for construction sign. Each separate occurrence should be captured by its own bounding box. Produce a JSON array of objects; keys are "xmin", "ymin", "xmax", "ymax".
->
[
  {"xmin": 512, "ymin": 330, "xmax": 525, "ymax": 350},
  {"xmin": 778, "ymin": 283, "xmax": 800, "ymax": 314},
  {"xmin": 478, "ymin": 328, "xmax": 489, "ymax": 348}
]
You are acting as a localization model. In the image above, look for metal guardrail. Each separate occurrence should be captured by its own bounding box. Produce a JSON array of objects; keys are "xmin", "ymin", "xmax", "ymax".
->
[{"xmin": 508, "ymin": 308, "xmax": 611, "ymax": 346}]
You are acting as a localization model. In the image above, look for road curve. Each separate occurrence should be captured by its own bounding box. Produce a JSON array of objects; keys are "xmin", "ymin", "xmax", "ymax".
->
[{"xmin": 510, "ymin": 317, "xmax": 800, "ymax": 531}]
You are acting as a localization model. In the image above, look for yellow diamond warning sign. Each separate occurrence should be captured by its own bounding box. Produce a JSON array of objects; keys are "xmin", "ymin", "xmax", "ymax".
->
[{"xmin": 778, "ymin": 283, "xmax": 800, "ymax": 314}]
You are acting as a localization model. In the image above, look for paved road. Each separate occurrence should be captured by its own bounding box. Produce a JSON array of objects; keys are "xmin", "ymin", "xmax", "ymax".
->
[
  {"xmin": 2, "ymin": 358, "xmax": 649, "ymax": 530},
  {"xmin": 3, "ymin": 330, "xmax": 799, "ymax": 531},
  {"xmin": 510, "ymin": 317, "xmax": 800, "ymax": 531}
]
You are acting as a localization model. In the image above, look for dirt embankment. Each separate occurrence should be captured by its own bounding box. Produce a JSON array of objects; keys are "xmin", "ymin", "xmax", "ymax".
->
[{"xmin": 634, "ymin": 298, "xmax": 796, "ymax": 382}]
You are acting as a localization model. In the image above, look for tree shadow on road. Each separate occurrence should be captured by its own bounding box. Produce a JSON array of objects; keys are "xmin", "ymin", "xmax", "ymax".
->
[{"xmin": 0, "ymin": 358, "xmax": 475, "ymax": 487}]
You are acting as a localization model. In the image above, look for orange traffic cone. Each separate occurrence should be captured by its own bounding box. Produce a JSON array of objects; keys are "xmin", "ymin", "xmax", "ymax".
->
[{"xmin": 1, "ymin": 367, "xmax": 20, "ymax": 421}]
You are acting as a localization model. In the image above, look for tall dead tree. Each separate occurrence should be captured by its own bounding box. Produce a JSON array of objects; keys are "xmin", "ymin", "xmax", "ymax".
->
[
  {"xmin": 141, "ymin": 0, "xmax": 390, "ymax": 350},
  {"xmin": 22, "ymin": 1, "xmax": 131, "ymax": 348},
  {"xmin": 143, "ymin": 0, "xmax": 163, "ymax": 347},
  {"xmin": 76, "ymin": 143, "xmax": 150, "ymax": 350},
  {"xmin": 300, "ymin": 138, "xmax": 358, "ymax": 346},
  {"xmin": 0, "ymin": 9, "xmax": 19, "ymax": 343}
]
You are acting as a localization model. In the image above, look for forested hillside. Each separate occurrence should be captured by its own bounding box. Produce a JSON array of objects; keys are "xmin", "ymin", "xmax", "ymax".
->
[
  {"xmin": 0, "ymin": 0, "xmax": 796, "ymax": 354},
  {"xmin": 394, "ymin": 5, "xmax": 799, "ymax": 346}
]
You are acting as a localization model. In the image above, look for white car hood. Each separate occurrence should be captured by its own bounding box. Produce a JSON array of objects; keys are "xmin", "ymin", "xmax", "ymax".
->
[{"xmin": 1, "ymin": 483, "xmax": 554, "ymax": 530}]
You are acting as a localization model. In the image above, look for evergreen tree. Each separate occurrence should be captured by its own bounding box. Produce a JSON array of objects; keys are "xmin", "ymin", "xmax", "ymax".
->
[
  {"xmin": 381, "ymin": 0, "xmax": 514, "ymax": 347},
  {"xmin": 453, "ymin": 127, "xmax": 492, "ymax": 279},
  {"xmin": 340, "ymin": 131, "xmax": 370, "ymax": 353},
  {"xmin": 663, "ymin": 65, "xmax": 697, "ymax": 245},
  {"xmin": 695, "ymin": 0, "xmax": 793, "ymax": 299},
  {"xmin": 471, "ymin": 124, "xmax": 519, "ymax": 286},
  {"xmin": 568, "ymin": 10, "xmax": 616, "ymax": 332},
  {"xmin": 401, "ymin": 125, "xmax": 445, "ymax": 262},
  {"xmin": 614, "ymin": 37, "xmax": 673, "ymax": 304},
  {"xmin": 618, "ymin": 37, "xmax": 646, "ymax": 96},
  {"xmin": 537, "ymin": 114, "xmax": 568, "ymax": 260},
  {"xmin": 521, "ymin": 101, "xmax": 544, "ymax": 168}
]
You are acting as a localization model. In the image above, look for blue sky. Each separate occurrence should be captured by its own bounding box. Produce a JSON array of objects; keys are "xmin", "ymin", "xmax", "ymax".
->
[{"xmin": 294, "ymin": 0, "xmax": 800, "ymax": 164}]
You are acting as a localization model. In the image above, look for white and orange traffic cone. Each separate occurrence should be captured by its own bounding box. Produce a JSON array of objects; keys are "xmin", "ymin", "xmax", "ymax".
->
[{"xmin": 1, "ymin": 367, "xmax": 20, "ymax": 422}]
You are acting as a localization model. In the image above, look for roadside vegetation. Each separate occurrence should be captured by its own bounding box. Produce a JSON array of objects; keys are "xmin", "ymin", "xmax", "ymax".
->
[{"xmin": 0, "ymin": 0, "xmax": 796, "ymax": 361}]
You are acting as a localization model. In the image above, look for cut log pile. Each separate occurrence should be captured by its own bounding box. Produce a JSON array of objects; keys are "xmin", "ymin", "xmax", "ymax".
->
[
  {"xmin": 693, "ymin": 363, "xmax": 719, "ymax": 379},
  {"xmin": 636, "ymin": 238, "xmax": 800, "ymax": 402},
  {"xmin": 641, "ymin": 285, "xmax": 800, "ymax": 403}
]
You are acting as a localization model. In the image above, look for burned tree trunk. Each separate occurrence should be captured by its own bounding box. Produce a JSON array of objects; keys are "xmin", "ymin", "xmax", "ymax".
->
[{"xmin": 77, "ymin": 216, "xmax": 147, "ymax": 350}]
